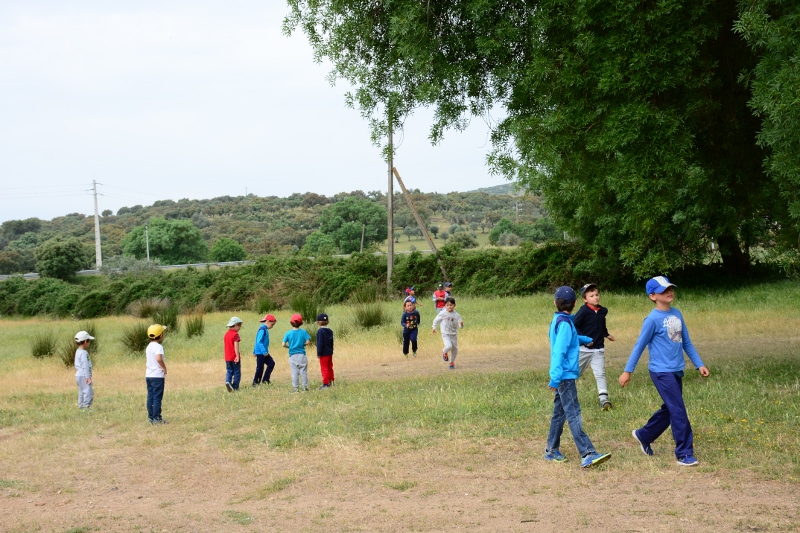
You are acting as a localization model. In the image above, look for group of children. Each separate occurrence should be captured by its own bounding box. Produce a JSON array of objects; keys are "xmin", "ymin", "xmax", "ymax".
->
[{"xmin": 73, "ymin": 274, "xmax": 710, "ymax": 467}]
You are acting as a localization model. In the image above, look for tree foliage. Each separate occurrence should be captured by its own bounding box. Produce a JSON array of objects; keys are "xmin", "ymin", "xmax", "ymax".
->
[
  {"xmin": 285, "ymin": 0, "xmax": 793, "ymax": 277},
  {"xmin": 34, "ymin": 237, "xmax": 91, "ymax": 279},
  {"xmin": 318, "ymin": 197, "xmax": 388, "ymax": 254},
  {"xmin": 121, "ymin": 217, "xmax": 208, "ymax": 264},
  {"xmin": 209, "ymin": 238, "xmax": 248, "ymax": 262}
]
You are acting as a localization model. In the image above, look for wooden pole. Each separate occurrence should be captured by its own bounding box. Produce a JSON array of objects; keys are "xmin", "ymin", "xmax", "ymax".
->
[
  {"xmin": 387, "ymin": 121, "xmax": 394, "ymax": 290},
  {"xmin": 392, "ymin": 167, "xmax": 449, "ymax": 281}
]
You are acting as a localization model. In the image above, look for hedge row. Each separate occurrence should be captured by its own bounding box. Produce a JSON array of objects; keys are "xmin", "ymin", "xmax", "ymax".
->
[{"xmin": 0, "ymin": 243, "xmax": 781, "ymax": 318}]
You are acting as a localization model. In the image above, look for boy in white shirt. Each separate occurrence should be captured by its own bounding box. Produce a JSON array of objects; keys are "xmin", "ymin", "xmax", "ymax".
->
[
  {"xmin": 145, "ymin": 324, "xmax": 168, "ymax": 425},
  {"xmin": 432, "ymin": 297, "xmax": 464, "ymax": 369}
]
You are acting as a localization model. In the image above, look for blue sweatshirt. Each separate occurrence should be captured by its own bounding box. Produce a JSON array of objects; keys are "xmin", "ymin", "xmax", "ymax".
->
[
  {"xmin": 624, "ymin": 307, "xmax": 704, "ymax": 374},
  {"xmin": 253, "ymin": 324, "xmax": 270, "ymax": 355},
  {"xmin": 548, "ymin": 312, "xmax": 593, "ymax": 388}
]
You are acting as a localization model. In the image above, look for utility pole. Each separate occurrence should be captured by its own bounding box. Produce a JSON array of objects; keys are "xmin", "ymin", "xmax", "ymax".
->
[
  {"xmin": 92, "ymin": 180, "xmax": 102, "ymax": 269},
  {"xmin": 145, "ymin": 222, "xmax": 150, "ymax": 261},
  {"xmin": 387, "ymin": 116, "xmax": 394, "ymax": 291}
]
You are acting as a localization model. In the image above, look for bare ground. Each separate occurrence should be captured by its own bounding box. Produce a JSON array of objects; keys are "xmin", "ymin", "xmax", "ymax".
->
[{"xmin": 2, "ymin": 346, "xmax": 799, "ymax": 532}]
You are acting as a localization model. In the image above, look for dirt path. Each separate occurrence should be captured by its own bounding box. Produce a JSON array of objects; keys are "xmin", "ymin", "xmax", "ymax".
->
[{"xmin": 2, "ymin": 347, "xmax": 799, "ymax": 532}]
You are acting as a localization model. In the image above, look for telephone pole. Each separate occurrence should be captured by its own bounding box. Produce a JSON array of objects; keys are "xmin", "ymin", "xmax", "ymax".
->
[
  {"xmin": 92, "ymin": 180, "xmax": 102, "ymax": 269},
  {"xmin": 387, "ymin": 118, "xmax": 394, "ymax": 290}
]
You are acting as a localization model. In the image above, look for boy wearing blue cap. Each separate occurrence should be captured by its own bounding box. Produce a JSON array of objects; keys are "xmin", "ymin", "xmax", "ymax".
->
[
  {"xmin": 400, "ymin": 299, "xmax": 421, "ymax": 357},
  {"xmin": 619, "ymin": 276, "xmax": 710, "ymax": 467},
  {"xmin": 545, "ymin": 286, "xmax": 611, "ymax": 468}
]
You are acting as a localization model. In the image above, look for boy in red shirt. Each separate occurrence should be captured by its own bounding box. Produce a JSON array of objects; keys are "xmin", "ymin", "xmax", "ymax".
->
[
  {"xmin": 432, "ymin": 283, "xmax": 447, "ymax": 309},
  {"xmin": 224, "ymin": 316, "xmax": 243, "ymax": 392}
]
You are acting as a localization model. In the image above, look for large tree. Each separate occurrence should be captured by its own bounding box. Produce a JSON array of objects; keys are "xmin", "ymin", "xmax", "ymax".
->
[
  {"xmin": 121, "ymin": 218, "xmax": 208, "ymax": 264},
  {"xmin": 318, "ymin": 197, "xmax": 388, "ymax": 254},
  {"xmin": 34, "ymin": 237, "xmax": 91, "ymax": 279},
  {"xmin": 285, "ymin": 0, "xmax": 785, "ymax": 277}
]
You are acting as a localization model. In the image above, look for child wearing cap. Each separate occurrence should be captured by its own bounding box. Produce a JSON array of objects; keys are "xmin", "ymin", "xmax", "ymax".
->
[
  {"xmin": 282, "ymin": 314, "xmax": 311, "ymax": 392},
  {"xmin": 400, "ymin": 299, "xmax": 421, "ymax": 357},
  {"xmin": 444, "ymin": 281, "xmax": 453, "ymax": 299},
  {"xmin": 431, "ymin": 297, "xmax": 463, "ymax": 369},
  {"xmin": 74, "ymin": 330, "xmax": 95, "ymax": 410},
  {"xmin": 573, "ymin": 283, "xmax": 616, "ymax": 410},
  {"xmin": 619, "ymin": 276, "xmax": 710, "ymax": 467},
  {"xmin": 224, "ymin": 317, "xmax": 243, "ymax": 392},
  {"xmin": 544, "ymin": 286, "xmax": 611, "ymax": 468},
  {"xmin": 146, "ymin": 324, "xmax": 168, "ymax": 424},
  {"xmin": 432, "ymin": 283, "xmax": 447, "ymax": 310},
  {"xmin": 252, "ymin": 314, "xmax": 277, "ymax": 386},
  {"xmin": 316, "ymin": 313, "xmax": 335, "ymax": 389},
  {"xmin": 403, "ymin": 286, "xmax": 417, "ymax": 306}
]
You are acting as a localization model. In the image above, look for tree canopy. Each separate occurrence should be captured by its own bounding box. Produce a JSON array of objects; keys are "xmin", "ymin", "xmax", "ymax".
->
[
  {"xmin": 285, "ymin": 0, "xmax": 800, "ymax": 277},
  {"xmin": 318, "ymin": 197, "xmax": 388, "ymax": 254},
  {"xmin": 121, "ymin": 218, "xmax": 208, "ymax": 264},
  {"xmin": 209, "ymin": 237, "xmax": 248, "ymax": 262},
  {"xmin": 35, "ymin": 237, "xmax": 91, "ymax": 280}
]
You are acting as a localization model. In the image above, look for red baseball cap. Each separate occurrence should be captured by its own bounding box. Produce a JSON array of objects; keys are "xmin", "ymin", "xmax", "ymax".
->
[
  {"xmin": 259, "ymin": 314, "xmax": 277, "ymax": 322},
  {"xmin": 290, "ymin": 313, "xmax": 303, "ymax": 324}
]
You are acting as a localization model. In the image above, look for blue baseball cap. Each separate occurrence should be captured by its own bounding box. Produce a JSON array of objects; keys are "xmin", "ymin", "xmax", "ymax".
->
[
  {"xmin": 646, "ymin": 276, "xmax": 677, "ymax": 295},
  {"xmin": 554, "ymin": 286, "xmax": 576, "ymax": 303}
]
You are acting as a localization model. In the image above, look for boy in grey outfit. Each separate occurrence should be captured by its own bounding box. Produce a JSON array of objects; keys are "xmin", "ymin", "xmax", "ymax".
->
[
  {"xmin": 74, "ymin": 330, "xmax": 95, "ymax": 409},
  {"xmin": 432, "ymin": 297, "xmax": 464, "ymax": 369}
]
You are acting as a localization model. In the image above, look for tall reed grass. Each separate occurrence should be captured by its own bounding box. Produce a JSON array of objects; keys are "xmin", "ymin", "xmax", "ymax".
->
[
  {"xmin": 120, "ymin": 322, "xmax": 150, "ymax": 354},
  {"xmin": 185, "ymin": 314, "xmax": 205, "ymax": 339},
  {"xmin": 29, "ymin": 331, "xmax": 57, "ymax": 358}
]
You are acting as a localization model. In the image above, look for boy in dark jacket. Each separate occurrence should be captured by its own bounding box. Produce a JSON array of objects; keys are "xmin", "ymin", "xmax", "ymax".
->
[
  {"xmin": 573, "ymin": 283, "xmax": 616, "ymax": 410},
  {"xmin": 400, "ymin": 300, "xmax": 421, "ymax": 357},
  {"xmin": 316, "ymin": 313, "xmax": 335, "ymax": 389}
]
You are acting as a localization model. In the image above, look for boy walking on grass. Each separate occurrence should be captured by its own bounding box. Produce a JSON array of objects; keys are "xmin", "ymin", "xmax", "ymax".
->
[
  {"xmin": 283, "ymin": 313, "xmax": 311, "ymax": 392},
  {"xmin": 224, "ymin": 317, "xmax": 243, "ymax": 392},
  {"xmin": 432, "ymin": 297, "xmax": 463, "ymax": 369},
  {"xmin": 401, "ymin": 299, "xmax": 421, "ymax": 357},
  {"xmin": 253, "ymin": 314, "xmax": 276, "ymax": 386},
  {"xmin": 74, "ymin": 330, "xmax": 95, "ymax": 410},
  {"xmin": 573, "ymin": 283, "xmax": 615, "ymax": 410},
  {"xmin": 544, "ymin": 286, "xmax": 611, "ymax": 468},
  {"xmin": 316, "ymin": 313, "xmax": 335, "ymax": 389},
  {"xmin": 146, "ymin": 324, "xmax": 168, "ymax": 424},
  {"xmin": 619, "ymin": 276, "xmax": 710, "ymax": 467}
]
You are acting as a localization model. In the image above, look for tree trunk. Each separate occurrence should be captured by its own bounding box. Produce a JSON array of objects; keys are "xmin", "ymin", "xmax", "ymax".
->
[{"xmin": 716, "ymin": 233, "xmax": 750, "ymax": 277}]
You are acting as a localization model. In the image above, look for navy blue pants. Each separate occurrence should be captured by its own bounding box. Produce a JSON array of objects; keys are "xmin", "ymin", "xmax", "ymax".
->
[
  {"xmin": 402, "ymin": 328, "xmax": 418, "ymax": 354},
  {"xmin": 146, "ymin": 377, "xmax": 165, "ymax": 421},
  {"xmin": 637, "ymin": 371, "xmax": 694, "ymax": 459},
  {"xmin": 226, "ymin": 361, "xmax": 241, "ymax": 390},
  {"xmin": 253, "ymin": 354, "xmax": 275, "ymax": 385}
]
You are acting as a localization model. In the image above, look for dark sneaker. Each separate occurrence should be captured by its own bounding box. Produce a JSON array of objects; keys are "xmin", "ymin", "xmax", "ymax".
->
[
  {"xmin": 303, "ymin": 388, "xmax": 309, "ymax": 392},
  {"xmin": 319, "ymin": 384, "xmax": 331, "ymax": 390},
  {"xmin": 543, "ymin": 450, "xmax": 568, "ymax": 463},
  {"xmin": 677, "ymin": 455, "xmax": 699, "ymax": 467},
  {"xmin": 449, "ymin": 363, "xmax": 455, "ymax": 370},
  {"xmin": 225, "ymin": 382, "xmax": 234, "ymax": 393},
  {"xmin": 149, "ymin": 418, "xmax": 158, "ymax": 425},
  {"xmin": 442, "ymin": 353, "xmax": 449, "ymax": 362},
  {"xmin": 632, "ymin": 430, "xmax": 654, "ymax": 456},
  {"xmin": 581, "ymin": 452, "xmax": 611, "ymax": 468}
]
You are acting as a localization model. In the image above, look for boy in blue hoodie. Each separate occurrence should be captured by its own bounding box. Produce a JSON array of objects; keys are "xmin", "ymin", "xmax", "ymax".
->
[
  {"xmin": 544, "ymin": 286, "xmax": 612, "ymax": 468},
  {"xmin": 619, "ymin": 276, "xmax": 710, "ymax": 466}
]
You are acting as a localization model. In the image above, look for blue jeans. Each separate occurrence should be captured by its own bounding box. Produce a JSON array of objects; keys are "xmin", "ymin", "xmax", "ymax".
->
[
  {"xmin": 546, "ymin": 379, "xmax": 596, "ymax": 457},
  {"xmin": 226, "ymin": 361, "xmax": 241, "ymax": 389},
  {"xmin": 146, "ymin": 377, "xmax": 165, "ymax": 421},
  {"xmin": 637, "ymin": 371, "xmax": 694, "ymax": 459},
  {"xmin": 402, "ymin": 328, "xmax": 418, "ymax": 354},
  {"xmin": 253, "ymin": 354, "xmax": 275, "ymax": 384}
]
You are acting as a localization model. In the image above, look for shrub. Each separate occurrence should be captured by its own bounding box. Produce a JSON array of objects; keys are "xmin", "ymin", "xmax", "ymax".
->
[
  {"xmin": 449, "ymin": 233, "xmax": 479, "ymax": 249},
  {"xmin": 152, "ymin": 306, "xmax": 180, "ymax": 334},
  {"xmin": 74, "ymin": 290, "xmax": 114, "ymax": 319},
  {"xmin": 35, "ymin": 237, "xmax": 91, "ymax": 280},
  {"xmin": 254, "ymin": 293, "xmax": 279, "ymax": 314},
  {"xmin": 128, "ymin": 297, "xmax": 170, "ymax": 318},
  {"xmin": 57, "ymin": 339, "xmax": 78, "ymax": 368},
  {"xmin": 289, "ymin": 292, "xmax": 325, "ymax": 324},
  {"xmin": 497, "ymin": 232, "xmax": 521, "ymax": 246},
  {"xmin": 304, "ymin": 323, "xmax": 319, "ymax": 347},
  {"xmin": 30, "ymin": 331, "xmax": 57, "ymax": 358},
  {"xmin": 120, "ymin": 322, "xmax": 150, "ymax": 354},
  {"xmin": 353, "ymin": 302, "xmax": 388, "ymax": 329},
  {"xmin": 349, "ymin": 280, "xmax": 382, "ymax": 304},
  {"xmin": 185, "ymin": 314, "xmax": 205, "ymax": 339}
]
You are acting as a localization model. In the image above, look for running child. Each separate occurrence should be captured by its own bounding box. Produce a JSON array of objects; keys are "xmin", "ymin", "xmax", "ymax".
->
[
  {"xmin": 400, "ymin": 299, "xmax": 421, "ymax": 357},
  {"xmin": 432, "ymin": 297, "xmax": 463, "ymax": 369}
]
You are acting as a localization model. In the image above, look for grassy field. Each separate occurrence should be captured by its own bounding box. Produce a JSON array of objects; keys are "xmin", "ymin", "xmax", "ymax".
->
[{"xmin": 2, "ymin": 281, "xmax": 800, "ymax": 531}]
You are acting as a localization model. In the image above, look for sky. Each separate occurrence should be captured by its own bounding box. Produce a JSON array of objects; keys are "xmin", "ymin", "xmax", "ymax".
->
[{"xmin": 0, "ymin": 1, "xmax": 507, "ymax": 225}]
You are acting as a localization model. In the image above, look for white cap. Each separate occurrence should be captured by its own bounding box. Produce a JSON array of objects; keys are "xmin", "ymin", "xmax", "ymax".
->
[
  {"xmin": 74, "ymin": 331, "xmax": 95, "ymax": 342},
  {"xmin": 226, "ymin": 316, "xmax": 243, "ymax": 327}
]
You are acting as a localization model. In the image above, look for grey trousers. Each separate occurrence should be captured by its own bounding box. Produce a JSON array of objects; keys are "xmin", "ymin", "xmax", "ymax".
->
[
  {"xmin": 76, "ymin": 376, "xmax": 94, "ymax": 408},
  {"xmin": 578, "ymin": 348, "xmax": 608, "ymax": 398},
  {"xmin": 289, "ymin": 353, "xmax": 308, "ymax": 390},
  {"xmin": 442, "ymin": 334, "xmax": 459, "ymax": 363}
]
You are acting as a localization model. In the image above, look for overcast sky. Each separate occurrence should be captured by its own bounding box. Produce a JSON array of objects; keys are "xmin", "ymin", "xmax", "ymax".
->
[{"xmin": 0, "ymin": 1, "xmax": 506, "ymax": 225}]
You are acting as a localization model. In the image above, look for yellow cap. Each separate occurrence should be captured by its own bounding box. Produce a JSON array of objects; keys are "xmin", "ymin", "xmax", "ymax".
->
[{"xmin": 147, "ymin": 324, "xmax": 167, "ymax": 339}]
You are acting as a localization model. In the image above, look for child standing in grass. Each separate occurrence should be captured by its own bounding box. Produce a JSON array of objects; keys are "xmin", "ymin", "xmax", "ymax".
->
[
  {"xmin": 573, "ymin": 283, "xmax": 615, "ymax": 410},
  {"xmin": 401, "ymin": 299, "xmax": 421, "ymax": 357},
  {"xmin": 224, "ymin": 317, "xmax": 243, "ymax": 392},
  {"xmin": 619, "ymin": 276, "xmax": 710, "ymax": 467},
  {"xmin": 252, "ymin": 314, "xmax": 276, "ymax": 386},
  {"xmin": 432, "ymin": 297, "xmax": 463, "ymax": 369},
  {"xmin": 544, "ymin": 286, "xmax": 611, "ymax": 468},
  {"xmin": 316, "ymin": 313, "xmax": 334, "ymax": 389},
  {"xmin": 283, "ymin": 313, "xmax": 311, "ymax": 392},
  {"xmin": 146, "ymin": 324, "xmax": 168, "ymax": 425},
  {"xmin": 74, "ymin": 330, "xmax": 95, "ymax": 410},
  {"xmin": 432, "ymin": 283, "xmax": 447, "ymax": 310}
]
